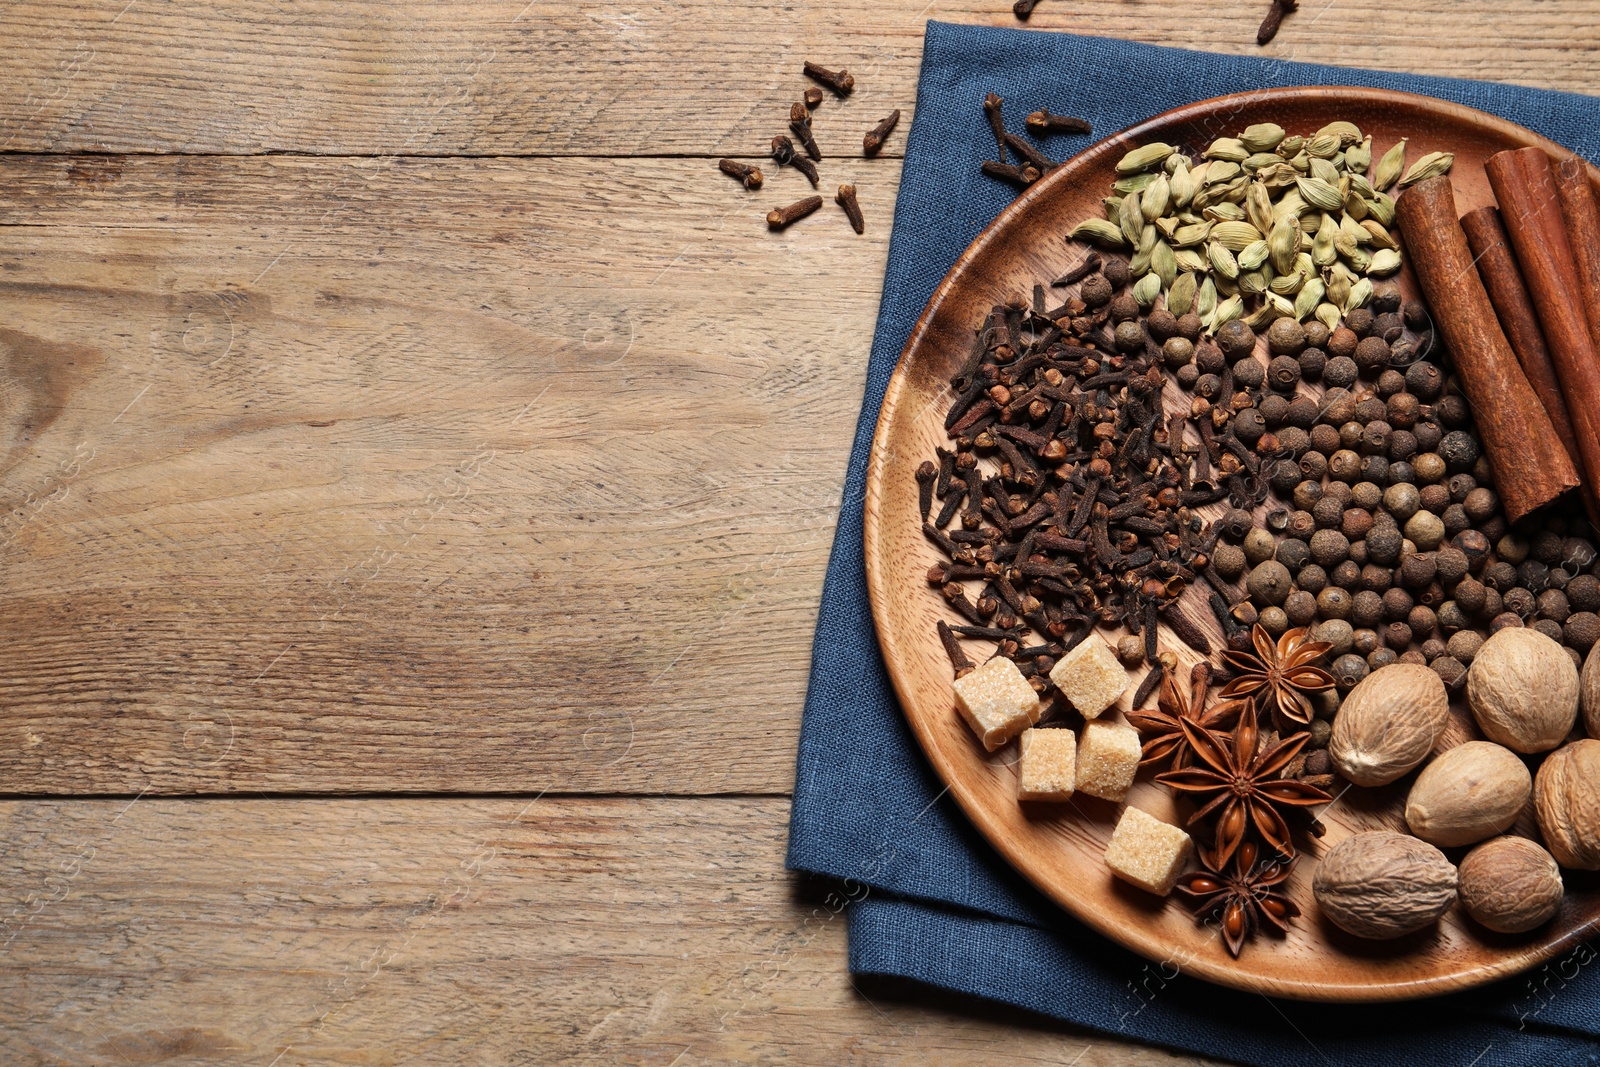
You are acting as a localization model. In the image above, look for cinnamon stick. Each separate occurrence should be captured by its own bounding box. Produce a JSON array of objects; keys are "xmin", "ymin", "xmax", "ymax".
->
[
  {"xmin": 1460, "ymin": 207, "xmax": 1585, "ymax": 480},
  {"xmin": 1394, "ymin": 176, "xmax": 1578, "ymax": 522},
  {"xmin": 1552, "ymin": 156, "xmax": 1600, "ymax": 351},
  {"xmin": 1485, "ymin": 147, "xmax": 1600, "ymax": 523}
]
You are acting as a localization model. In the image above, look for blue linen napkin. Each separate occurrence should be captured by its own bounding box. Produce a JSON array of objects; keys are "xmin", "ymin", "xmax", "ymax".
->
[{"xmin": 786, "ymin": 20, "xmax": 1600, "ymax": 1066}]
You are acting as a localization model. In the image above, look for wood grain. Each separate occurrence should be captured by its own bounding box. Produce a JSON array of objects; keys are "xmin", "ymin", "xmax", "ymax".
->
[
  {"xmin": 0, "ymin": 796, "xmax": 1210, "ymax": 1066},
  {"xmin": 865, "ymin": 89, "xmax": 1600, "ymax": 1000},
  {"xmin": 0, "ymin": 2, "xmax": 1597, "ymax": 157},
  {"xmin": 0, "ymin": 153, "xmax": 894, "ymax": 794}
]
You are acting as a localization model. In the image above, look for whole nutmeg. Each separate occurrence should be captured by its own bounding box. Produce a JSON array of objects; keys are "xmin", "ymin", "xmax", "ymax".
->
[
  {"xmin": 1404, "ymin": 742, "xmax": 1532, "ymax": 848},
  {"xmin": 1457, "ymin": 836, "xmax": 1563, "ymax": 934},
  {"xmin": 1584, "ymin": 642, "xmax": 1600, "ymax": 737},
  {"xmin": 1533, "ymin": 739, "xmax": 1600, "ymax": 869},
  {"xmin": 1313, "ymin": 831, "xmax": 1457, "ymax": 940},
  {"xmin": 1467, "ymin": 627, "xmax": 1580, "ymax": 753},
  {"xmin": 1330, "ymin": 663, "xmax": 1449, "ymax": 786}
]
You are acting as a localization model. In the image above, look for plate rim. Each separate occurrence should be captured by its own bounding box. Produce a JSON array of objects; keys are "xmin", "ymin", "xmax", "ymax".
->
[{"xmin": 863, "ymin": 85, "xmax": 1600, "ymax": 1002}]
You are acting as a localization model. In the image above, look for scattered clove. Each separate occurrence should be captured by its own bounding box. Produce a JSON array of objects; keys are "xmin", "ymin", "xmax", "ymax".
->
[
  {"xmin": 1002, "ymin": 131, "xmax": 1055, "ymax": 175},
  {"xmin": 767, "ymin": 195, "xmax": 823, "ymax": 230},
  {"xmin": 983, "ymin": 92, "xmax": 1009, "ymax": 163},
  {"xmin": 981, "ymin": 160, "xmax": 1040, "ymax": 189},
  {"xmin": 803, "ymin": 86, "xmax": 824, "ymax": 109},
  {"xmin": 789, "ymin": 102, "xmax": 822, "ymax": 161},
  {"xmin": 802, "ymin": 60, "xmax": 854, "ymax": 97},
  {"xmin": 770, "ymin": 135, "xmax": 819, "ymax": 186},
  {"xmin": 836, "ymin": 184, "xmax": 865, "ymax": 235},
  {"xmin": 863, "ymin": 110, "xmax": 902, "ymax": 157},
  {"xmin": 1257, "ymin": 0, "xmax": 1298, "ymax": 45},
  {"xmin": 1026, "ymin": 109, "xmax": 1092, "ymax": 136},
  {"xmin": 717, "ymin": 158, "xmax": 764, "ymax": 190},
  {"xmin": 1013, "ymin": 0, "xmax": 1041, "ymax": 18}
]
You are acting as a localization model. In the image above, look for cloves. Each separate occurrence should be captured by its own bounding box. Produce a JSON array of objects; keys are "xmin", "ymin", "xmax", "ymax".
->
[
  {"xmin": 803, "ymin": 86, "xmax": 823, "ymax": 109},
  {"xmin": 1257, "ymin": 0, "xmax": 1297, "ymax": 44},
  {"xmin": 767, "ymin": 195, "xmax": 823, "ymax": 230},
  {"xmin": 1003, "ymin": 131, "xmax": 1055, "ymax": 175},
  {"xmin": 836, "ymin": 184, "xmax": 865, "ymax": 235},
  {"xmin": 789, "ymin": 102, "xmax": 822, "ymax": 162},
  {"xmin": 863, "ymin": 110, "xmax": 901, "ymax": 157},
  {"xmin": 981, "ymin": 160, "xmax": 1041, "ymax": 189},
  {"xmin": 1012, "ymin": 0, "xmax": 1041, "ymax": 18},
  {"xmin": 982, "ymin": 92, "xmax": 1009, "ymax": 163},
  {"xmin": 769, "ymin": 135, "xmax": 819, "ymax": 186},
  {"xmin": 802, "ymin": 60, "xmax": 854, "ymax": 97},
  {"xmin": 1025, "ymin": 109, "xmax": 1091, "ymax": 136},
  {"xmin": 717, "ymin": 158, "xmax": 764, "ymax": 190}
]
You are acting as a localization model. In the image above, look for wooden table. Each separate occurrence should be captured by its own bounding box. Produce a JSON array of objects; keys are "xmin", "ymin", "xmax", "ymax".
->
[{"xmin": 0, "ymin": 3, "xmax": 1596, "ymax": 1063}]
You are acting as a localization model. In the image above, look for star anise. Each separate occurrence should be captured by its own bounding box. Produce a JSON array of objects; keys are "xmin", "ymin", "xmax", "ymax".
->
[
  {"xmin": 1154, "ymin": 713, "xmax": 1331, "ymax": 865},
  {"xmin": 1219, "ymin": 624, "xmax": 1334, "ymax": 726},
  {"xmin": 1176, "ymin": 839, "xmax": 1299, "ymax": 957},
  {"xmin": 1124, "ymin": 661, "xmax": 1248, "ymax": 771}
]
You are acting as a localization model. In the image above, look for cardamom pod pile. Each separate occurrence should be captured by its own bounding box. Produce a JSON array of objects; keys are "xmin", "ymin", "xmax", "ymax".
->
[{"xmin": 1071, "ymin": 121, "xmax": 1453, "ymax": 336}]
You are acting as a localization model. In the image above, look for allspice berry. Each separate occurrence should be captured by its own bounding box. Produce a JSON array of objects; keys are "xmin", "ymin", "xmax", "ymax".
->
[
  {"xmin": 1215, "ymin": 320, "xmax": 1256, "ymax": 360},
  {"xmin": 1247, "ymin": 560, "xmax": 1293, "ymax": 606},
  {"xmin": 1116, "ymin": 635, "xmax": 1145, "ymax": 669},
  {"xmin": 1213, "ymin": 542, "xmax": 1247, "ymax": 581},
  {"xmin": 1327, "ymin": 326, "xmax": 1358, "ymax": 360},
  {"xmin": 1267, "ymin": 317, "xmax": 1306, "ymax": 356},
  {"xmin": 1243, "ymin": 527, "xmax": 1278, "ymax": 566},
  {"xmin": 1162, "ymin": 336, "xmax": 1194, "ymax": 368},
  {"xmin": 1080, "ymin": 274, "xmax": 1113, "ymax": 307},
  {"xmin": 1353, "ymin": 336, "xmax": 1391, "ymax": 374},
  {"xmin": 1458, "ymin": 836, "xmax": 1563, "ymax": 934}
]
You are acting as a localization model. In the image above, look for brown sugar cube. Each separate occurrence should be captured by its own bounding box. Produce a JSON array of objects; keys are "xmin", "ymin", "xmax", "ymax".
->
[
  {"xmin": 1048, "ymin": 638, "xmax": 1129, "ymax": 719},
  {"xmin": 1104, "ymin": 806, "xmax": 1195, "ymax": 896},
  {"xmin": 1074, "ymin": 719, "xmax": 1141, "ymax": 801},
  {"xmin": 952, "ymin": 655, "xmax": 1041, "ymax": 751},
  {"xmin": 1017, "ymin": 728, "xmax": 1076, "ymax": 801}
]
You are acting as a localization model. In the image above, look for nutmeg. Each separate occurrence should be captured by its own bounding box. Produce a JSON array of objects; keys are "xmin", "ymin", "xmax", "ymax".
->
[
  {"xmin": 1583, "ymin": 642, "xmax": 1600, "ymax": 739},
  {"xmin": 1313, "ymin": 831, "xmax": 1457, "ymax": 939},
  {"xmin": 1466, "ymin": 627, "xmax": 1580, "ymax": 753},
  {"xmin": 1458, "ymin": 836, "xmax": 1563, "ymax": 934},
  {"xmin": 1404, "ymin": 742, "xmax": 1531, "ymax": 847},
  {"xmin": 1534, "ymin": 738, "xmax": 1600, "ymax": 870},
  {"xmin": 1329, "ymin": 663, "xmax": 1449, "ymax": 786}
]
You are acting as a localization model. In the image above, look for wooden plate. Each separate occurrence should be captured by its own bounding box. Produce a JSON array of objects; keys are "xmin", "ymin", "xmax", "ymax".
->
[{"xmin": 864, "ymin": 87, "xmax": 1600, "ymax": 1002}]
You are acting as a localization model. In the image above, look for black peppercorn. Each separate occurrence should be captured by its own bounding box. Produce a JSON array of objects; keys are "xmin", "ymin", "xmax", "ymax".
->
[
  {"xmin": 1323, "ymin": 355, "xmax": 1358, "ymax": 388},
  {"xmin": 1215, "ymin": 320, "xmax": 1257, "ymax": 360}
]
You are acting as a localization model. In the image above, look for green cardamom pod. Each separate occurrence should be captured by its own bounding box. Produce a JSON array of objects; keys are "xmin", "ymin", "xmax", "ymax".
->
[
  {"xmin": 1210, "ymin": 220, "xmax": 1264, "ymax": 252},
  {"xmin": 1361, "ymin": 219, "xmax": 1397, "ymax": 250},
  {"xmin": 1246, "ymin": 183, "xmax": 1274, "ymax": 234},
  {"xmin": 1170, "ymin": 161, "xmax": 1195, "ymax": 210},
  {"xmin": 1372, "ymin": 138, "xmax": 1407, "ymax": 191},
  {"xmin": 1209, "ymin": 241, "xmax": 1241, "ymax": 279},
  {"xmin": 1268, "ymin": 293, "xmax": 1297, "ymax": 319},
  {"xmin": 1272, "ymin": 188, "xmax": 1308, "ymax": 223},
  {"xmin": 1238, "ymin": 239, "xmax": 1271, "ymax": 272},
  {"xmin": 1221, "ymin": 175, "xmax": 1251, "ymax": 205},
  {"xmin": 1142, "ymin": 173, "xmax": 1171, "ymax": 221},
  {"xmin": 1340, "ymin": 213, "xmax": 1370, "ymax": 246},
  {"xmin": 1346, "ymin": 136, "xmax": 1373, "ymax": 176},
  {"xmin": 1243, "ymin": 152, "xmax": 1283, "ymax": 172},
  {"xmin": 1172, "ymin": 221, "xmax": 1213, "ymax": 248},
  {"xmin": 1344, "ymin": 277, "xmax": 1373, "ymax": 313},
  {"xmin": 1315, "ymin": 302, "xmax": 1342, "ymax": 332},
  {"xmin": 1313, "ymin": 216, "xmax": 1338, "ymax": 267},
  {"xmin": 1317, "ymin": 121, "xmax": 1363, "ymax": 147},
  {"xmin": 1174, "ymin": 248, "xmax": 1208, "ymax": 274},
  {"xmin": 1167, "ymin": 272, "xmax": 1198, "ymax": 316},
  {"xmin": 1367, "ymin": 248, "xmax": 1403, "ymax": 276},
  {"xmin": 1399, "ymin": 151, "xmax": 1455, "ymax": 188},
  {"xmin": 1257, "ymin": 163, "xmax": 1301, "ymax": 192},
  {"xmin": 1268, "ymin": 215, "xmax": 1300, "ymax": 275},
  {"xmin": 1120, "ymin": 191, "xmax": 1146, "ymax": 245},
  {"xmin": 1214, "ymin": 273, "xmax": 1239, "ymax": 299},
  {"xmin": 1204, "ymin": 137, "xmax": 1250, "ymax": 163},
  {"xmin": 1297, "ymin": 176, "xmax": 1345, "ymax": 213},
  {"xmin": 1277, "ymin": 135, "xmax": 1306, "ymax": 157},
  {"xmin": 1238, "ymin": 269, "xmax": 1267, "ymax": 297},
  {"xmin": 1345, "ymin": 196, "xmax": 1370, "ymax": 222},
  {"xmin": 1346, "ymin": 173, "xmax": 1375, "ymax": 200},
  {"xmin": 1240, "ymin": 123, "xmax": 1287, "ymax": 154},
  {"xmin": 1071, "ymin": 217, "xmax": 1128, "ymax": 249},
  {"xmin": 1203, "ymin": 160, "xmax": 1242, "ymax": 186},
  {"xmin": 1152, "ymin": 240, "xmax": 1178, "ymax": 288},
  {"xmin": 1243, "ymin": 302, "xmax": 1277, "ymax": 331},
  {"xmin": 1344, "ymin": 246, "xmax": 1372, "ymax": 273},
  {"xmin": 1116, "ymin": 142, "xmax": 1176, "ymax": 175},
  {"xmin": 1366, "ymin": 192, "xmax": 1397, "ymax": 227},
  {"xmin": 1326, "ymin": 271, "xmax": 1351, "ymax": 309},
  {"xmin": 1306, "ymin": 134, "xmax": 1341, "ymax": 159},
  {"xmin": 1270, "ymin": 270, "xmax": 1305, "ymax": 296},
  {"xmin": 1103, "ymin": 195, "xmax": 1123, "ymax": 220},
  {"xmin": 1128, "ymin": 225, "xmax": 1158, "ymax": 275},
  {"xmin": 1211, "ymin": 294, "xmax": 1243, "ymax": 332},
  {"xmin": 1196, "ymin": 276, "xmax": 1218, "ymax": 320},
  {"xmin": 1155, "ymin": 216, "xmax": 1180, "ymax": 241},
  {"xmin": 1112, "ymin": 173, "xmax": 1157, "ymax": 195},
  {"xmin": 1202, "ymin": 203, "xmax": 1246, "ymax": 223},
  {"xmin": 1309, "ymin": 157, "xmax": 1341, "ymax": 186},
  {"xmin": 1295, "ymin": 277, "xmax": 1327, "ymax": 321},
  {"xmin": 1133, "ymin": 273, "xmax": 1162, "ymax": 307}
]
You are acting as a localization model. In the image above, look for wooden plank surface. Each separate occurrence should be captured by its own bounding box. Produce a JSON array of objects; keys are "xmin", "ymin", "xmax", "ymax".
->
[
  {"xmin": 0, "ymin": 152, "xmax": 891, "ymax": 794},
  {"xmin": 0, "ymin": 796, "xmax": 1208, "ymax": 1066},
  {"xmin": 1, "ymin": 2, "xmax": 1598, "ymax": 157}
]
